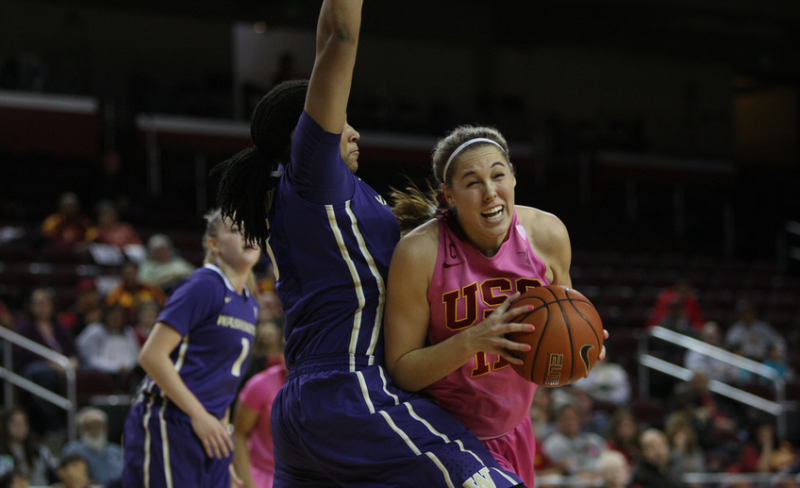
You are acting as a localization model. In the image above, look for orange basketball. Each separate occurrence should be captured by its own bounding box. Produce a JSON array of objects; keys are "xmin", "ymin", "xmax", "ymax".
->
[{"xmin": 507, "ymin": 285, "xmax": 603, "ymax": 387}]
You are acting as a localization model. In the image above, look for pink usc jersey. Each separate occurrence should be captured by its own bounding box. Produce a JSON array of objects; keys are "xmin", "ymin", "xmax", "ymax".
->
[{"xmin": 426, "ymin": 210, "xmax": 549, "ymax": 438}]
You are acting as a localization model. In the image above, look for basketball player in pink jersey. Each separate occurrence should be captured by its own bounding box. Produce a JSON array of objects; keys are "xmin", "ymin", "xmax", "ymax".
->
[{"xmin": 385, "ymin": 125, "xmax": 605, "ymax": 487}]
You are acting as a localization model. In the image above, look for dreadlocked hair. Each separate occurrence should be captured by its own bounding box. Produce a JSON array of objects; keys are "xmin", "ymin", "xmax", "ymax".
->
[
  {"xmin": 388, "ymin": 179, "xmax": 443, "ymax": 236},
  {"xmin": 211, "ymin": 79, "xmax": 310, "ymax": 250}
]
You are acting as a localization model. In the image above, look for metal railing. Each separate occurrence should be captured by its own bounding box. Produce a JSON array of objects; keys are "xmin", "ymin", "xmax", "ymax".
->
[
  {"xmin": 638, "ymin": 326, "xmax": 788, "ymax": 439},
  {"xmin": 0, "ymin": 327, "xmax": 77, "ymax": 441}
]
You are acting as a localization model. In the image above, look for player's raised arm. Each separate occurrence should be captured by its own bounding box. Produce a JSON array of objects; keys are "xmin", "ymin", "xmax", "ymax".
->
[{"xmin": 304, "ymin": 0, "xmax": 363, "ymax": 133}]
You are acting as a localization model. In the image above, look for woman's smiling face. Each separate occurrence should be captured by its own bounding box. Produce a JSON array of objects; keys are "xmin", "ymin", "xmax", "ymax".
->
[{"xmin": 442, "ymin": 145, "xmax": 516, "ymax": 256}]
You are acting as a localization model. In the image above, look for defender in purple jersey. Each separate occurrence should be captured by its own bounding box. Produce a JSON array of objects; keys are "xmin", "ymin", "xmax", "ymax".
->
[
  {"xmin": 211, "ymin": 2, "xmax": 527, "ymax": 486},
  {"xmin": 122, "ymin": 210, "xmax": 260, "ymax": 488}
]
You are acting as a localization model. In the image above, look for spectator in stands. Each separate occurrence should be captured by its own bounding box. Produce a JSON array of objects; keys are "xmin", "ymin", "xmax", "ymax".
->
[
  {"xmin": 647, "ymin": 279, "xmax": 704, "ymax": 331},
  {"xmin": 242, "ymin": 321, "xmax": 284, "ymax": 386},
  {"xmin": 572, "ymin": 387, "xmax": 611, "ymax": 437},
  {"xmin": 0, "ymin": 299, "xmax": 14, "ymax": 329},
  {"xmin": 598, "ymin": 450, "xmax": 631, "ymax": 488},
  {"xmin": 683, "ymin": 321, "xmax": 739, "ymax": 385},
  {"xmin": 86, "ymin": 201, "xmax": 141, "ymax": 250},
  {"xmin": 0, "ymin": 408, "xmax": 57, "ymax": 486},
  {"xmin": 725, "ymin": 300, "xmax": 787, "ymax": 362},
  {"xmin": 0, "ymin": 470, "xmax": 29, "ymax": 488},
  {"xmin": 232, "ymin": 362, "xmax": 288, "ymax": 488},
  {"xmin": 41, "ymin": 192, "xmax": 94, "ymax": 247},
  {"xmin": 672, "ymin": 371, "xmax": 737, "ymax": 454},
  {"xmin": 75, "ymin": 303, "xmax": 140, "ymax": 377},
  {"xmin": 571, "ymin": 357, "xmax": 632, "ymax": 407},
  {"xmin": 104, "ymin": 261, "xmax": 166, "ymax": 323},
  {"xmin": 664, "ymin": 411, "xmax": 706, "ymax": 477},
  {"xmin": 762, "ymin": 343, "xmax": 794, "ymax": 384},
  {"xmin": 61, "ymin": 408, "xmax": 123, "ymax": 486},
  {"xmin": 530, "ymin": 387, "xmax": 557, "ymax": 441},
  {"xmin": 51, "ymin": 453, "xmax": 96, "ymax": 488},
  {"xmin": 256, "ymin": 289, "xmax": 284, "ymax": 328},
  {"xmin": 631, "ymin": 429, "xmax": 685, "ymax": 488},
  {"xmin": 57, "ymin": 279, "xmax": 101, "ymax": 336},
  {"xmin": 529, "ymin": 389, "xmax": 563, "ymax": 477},
  {"xmin": 652, "ymin": 298, "xmax": 698, "ymax": 366},
  {"xmin": 136, "ymin": 234, "xmax": 195, "ymax": 292},
  {"xmin": 730, "ymin": 419, "xmax": 798, "ymax": 474},
  {"xmin": 132, "ymin": 300, "xmax": 159, "ymax": 347},
  {"xmin": 542, "ymin": 402, "xmax": 608, "ymax": 478},
  {"xmin": 606, "ymin": 409, "xmax": 641, "ymax": 465},
  {"xmin": 13, "ymin": 288, "xmax": 79, "ymax": 435}
]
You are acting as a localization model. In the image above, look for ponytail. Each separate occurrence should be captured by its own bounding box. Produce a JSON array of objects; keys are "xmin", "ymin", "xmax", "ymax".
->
[
  {"xmin": 388, "ymin": 180, "xmax": 446, "ymax": 236},
  {"xmin": 211, "ymin": 147, "xmax": 276, "ymax": 251}
]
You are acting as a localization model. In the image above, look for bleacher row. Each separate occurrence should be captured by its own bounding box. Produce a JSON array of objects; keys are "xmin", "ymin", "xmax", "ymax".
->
[
  {"xmin": 566, "ymin": 249, "xmax": 800, "ymax": 407},
  {"xmin": 572, "ymin": 250, "xmax": 800, "ymax": 333},
  {"xmin": 2, "ymin": 236, "xmax": 799, "ymax": 407},
  {"xmin": 0, "ymin": 229, "xmax": 205, "ymax": 311}
]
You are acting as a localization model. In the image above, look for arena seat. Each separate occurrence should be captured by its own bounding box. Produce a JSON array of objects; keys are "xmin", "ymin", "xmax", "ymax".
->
[
  {"xmin": 42, "ymin": 245, "xmax": 89, "ymax": 264},
  {"xmin": 0, "ymin": 243, "xmax": 36, "ymax": 262}
]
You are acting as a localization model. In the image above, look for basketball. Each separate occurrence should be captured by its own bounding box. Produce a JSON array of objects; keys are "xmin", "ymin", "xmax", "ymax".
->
[{"xmin": 507, "ymin": 285, "xmax": 604, "ymax": 387}]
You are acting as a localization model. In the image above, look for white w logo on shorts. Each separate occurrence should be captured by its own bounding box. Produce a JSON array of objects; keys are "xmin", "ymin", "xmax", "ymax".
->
[{"xmin": 462, "ymin": 467, "xmax": 497, "ymax": 488}]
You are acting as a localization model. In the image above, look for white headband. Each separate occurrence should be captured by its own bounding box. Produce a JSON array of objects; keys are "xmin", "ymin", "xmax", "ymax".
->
[{"xmin": 441, "ymin": 138, "xmax": 506, "ymax": 183}]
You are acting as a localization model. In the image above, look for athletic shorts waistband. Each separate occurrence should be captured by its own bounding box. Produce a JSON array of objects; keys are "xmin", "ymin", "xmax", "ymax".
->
[
  {"xmin": 287, "ymin": 354, "xmax": 376, "ymax": 379},
  {"xmin": 133, "ymin": 394, "xmax": 226, "ymax": 421}
]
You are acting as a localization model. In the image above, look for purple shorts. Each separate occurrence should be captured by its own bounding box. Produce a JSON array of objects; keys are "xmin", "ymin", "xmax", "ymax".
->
[
  {"xmin": 122, "ymin": 398, "xmax": 230, "ymax": 488},
  {"xmin": 272, "ymin": 356, "xmax": 525, "ymax": 487}
]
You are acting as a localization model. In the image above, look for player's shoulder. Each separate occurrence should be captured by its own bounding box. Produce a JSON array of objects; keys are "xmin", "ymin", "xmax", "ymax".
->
[
  {"xmin": 516, "ymin": 206, "xmax": 568, "ymax": 242},
  {"xmin": 516, "ymin": 205, "xmax": 562, "ymax": 225},
  {"xmin": 396, "ymin": 218, "xmax": 439, "ymax": 251},
  {"xmin": 170, "ymin": 265, "xmax": 224, "ymax": 296},
  {"xmin": 391, "ymin": 218, "xmax": 439, "ymax": 274}
]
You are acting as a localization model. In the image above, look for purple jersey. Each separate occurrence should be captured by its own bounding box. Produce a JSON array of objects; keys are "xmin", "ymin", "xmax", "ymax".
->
[
  {"xmin": 267, "ymin": 113, "xmax": 523, "ymax": 487},
  {"xmin": 265, "ymin": 111, "xmax": 400, "ymax": 369},
  {"xmin": 140, "ymin": 264, "xmax": 258, "ymax": 418}
]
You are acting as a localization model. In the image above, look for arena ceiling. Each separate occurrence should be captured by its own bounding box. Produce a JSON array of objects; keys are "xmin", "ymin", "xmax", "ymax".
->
[{"xmin": 49, "ymin": 0, "xmax": 800, "ymax": 78}]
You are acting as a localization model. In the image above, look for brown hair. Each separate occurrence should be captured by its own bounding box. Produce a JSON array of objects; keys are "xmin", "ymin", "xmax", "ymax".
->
[
  {"xmin": 664, "ymin": 411, "xmax": 700, "ymax": 454},
  {"xmin": 389, "ymin": 125, "xmax": 511, "ymax": 236}
]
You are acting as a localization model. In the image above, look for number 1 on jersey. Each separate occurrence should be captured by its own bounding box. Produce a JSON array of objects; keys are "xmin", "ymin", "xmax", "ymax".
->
[{"xmin": 231, "ymin": 337, "xmax": 250, "ymax": 377}]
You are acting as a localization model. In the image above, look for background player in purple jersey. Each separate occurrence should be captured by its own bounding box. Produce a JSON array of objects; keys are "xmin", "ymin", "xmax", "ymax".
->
[
  {"xmin": 211, "ymin": 1, "xmax": 530, "ymax": 486},
  {"xmin": 385, "ymin": 126, "xmax": 608, "ymax": 487},
  {"xmin": 121, "ymin": 209, "xmax": 260, "ymax": 488}
]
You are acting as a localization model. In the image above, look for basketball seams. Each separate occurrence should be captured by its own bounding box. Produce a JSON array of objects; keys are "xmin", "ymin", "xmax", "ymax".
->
[
  {"xmin": 508, "ymin": 285, "xmax": 601, "ymax": 386},
  {"xmin": 564, "ymin": 290, "xmax": 602, "ymax": 347},
  {"xmin": 527, "ymin": 301, "xmax": 550, "ymax": 383},
  {"xmin": 544, "ymin": 287, "xmax": 576, "ymax": 384}
]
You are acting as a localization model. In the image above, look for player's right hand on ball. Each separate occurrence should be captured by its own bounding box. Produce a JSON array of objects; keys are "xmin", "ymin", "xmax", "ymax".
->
[
  {"xmin": 192, "ymin": 410, "xmax": 235, "ymax": 459},
  {"xmin": 468, "ymin": 292, "xmax": 534, "ymax": 366}
]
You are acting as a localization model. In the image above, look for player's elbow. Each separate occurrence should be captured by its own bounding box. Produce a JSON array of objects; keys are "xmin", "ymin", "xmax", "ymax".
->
[
  {"xmin": 138, "ymin": 347, "xmax": 157, "ymax": 374},
  {"xmin": 385, "ymin": 357, "xmax": 423, "ymax": 393}
]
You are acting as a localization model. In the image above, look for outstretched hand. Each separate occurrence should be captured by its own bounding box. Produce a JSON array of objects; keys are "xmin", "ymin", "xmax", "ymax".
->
[{"xmin": 464, "ymin": 292, "xmax": 535, "ymax": 366}]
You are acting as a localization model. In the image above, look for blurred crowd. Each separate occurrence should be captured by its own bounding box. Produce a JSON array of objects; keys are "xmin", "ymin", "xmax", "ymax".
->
[
  {"xmin": 528, "ymin": 278, "xmax": 799, "ymax": 488},
  {"xmin": 0, "ymin": 190, "xmax": 798, "ymax": 488},
  {"xmin": 0, "ymin": 191, "xmax": 286, "ymax": 488}
]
